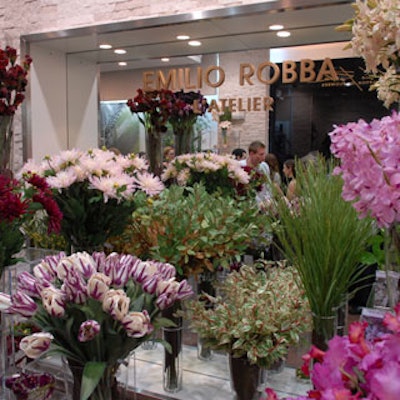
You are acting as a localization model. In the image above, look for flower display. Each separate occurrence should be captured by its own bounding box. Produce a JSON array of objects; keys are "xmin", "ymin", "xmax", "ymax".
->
[
  {"xmin": 183, "ymin": 264, "xmax": 311, "ymax": 367},
  {"xmin": 329, "ymin": 111, "xmax": 400, "ymax": 228},
  {"xmin": 0, "ymin": 46, "xmax": 32, "ymax": 116},
  {"xmin": 219, "ymin": 120, "xmax": 232, "ymax": 130},
  {"xmin": 18, "ymin": 148, "xmax": 164, "ymax": 252},
  {"xmin": 0, "ymin": 251, "xmax": 193, "ymax": 399},
  {"xmin": 0, "ymin": 173, "xmax": 62, "ymax": 269},
  {"xmin": 338, "ymin": 0, "xmax": 400, "ymax": 108},
  {"xmin": 161, "ymin": 152, "xmax": 250, "ymax": 197},
  {"xmin": 263, "ymin": 303, "xmax": 400, "ymax": 400},
  {"xmin": 6, "ymin": 372, "xmax": 55, "ymax": 400},
  {"xmin": 127, "ymin": 88, "xmax": 174, "ymax": 133}
]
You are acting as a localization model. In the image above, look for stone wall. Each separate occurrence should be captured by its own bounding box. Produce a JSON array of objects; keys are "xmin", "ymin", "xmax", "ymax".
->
[{"xmin": 1, "ymin": 0, "xmax": 273, "ymax": 169}]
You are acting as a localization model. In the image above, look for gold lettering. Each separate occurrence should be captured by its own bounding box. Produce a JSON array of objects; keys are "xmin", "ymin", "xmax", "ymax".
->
[
  {"xmin": 263, "ymin": 97, "xmax": 274, "ymax": 111},
  {"xmin": 238, "ymin": 98, "xmax": 245, "ymax": 112},
  {"xmin": 282, "ymin": 61, "xmax": 297, "ymax": 84},
  {"xmin": 208, "ymin": 99, "xmax": 220, "ymax": 113},
  {"xmin": 316, "ymin": 58, "xmax": 339, "ymax": 82},
  {"xmin": 300, "ymin": 59, "xmax": 316, "ymax": 82},
  {"xmin": 228, "ymin": 98, "xmax": 237, "ymax": 112},
  {"xmin": 143, "ymin": 71, "xmax": 155, "ymax": 90},
  {"xmin": 184, "ymin": 68, "xmax": 196, "ymax": 90},
  {"xmin": 240, "ymin": 63, "xmax": 255, "ymax": 85},
  {"xmin": 253, "ymin": 97, "xmax": 261, "ymax": 111},
  {"xmin": 220, "ymin": 99, "xmax": 228, "ymax": 110},
  {"xmin": 247, "ymin": 98, "xmax": 251, "ymax": 112},
  {"xmin": 157, "ymin": 69, "xmax": 176, "ymax": 89},
  {"xmin": 197, "ymin": 66, "xmax": 203, "ymax": 89},
  {"xmin": 257, "ymin": 62, "xmax": 280, "ymax": 85},
  {"xmin": 205, "ymin": 66, "xmax": 225, "ymax": 88}
]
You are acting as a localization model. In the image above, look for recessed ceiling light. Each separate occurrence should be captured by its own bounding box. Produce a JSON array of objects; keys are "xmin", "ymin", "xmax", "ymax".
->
[
  {"xmin": 269, "ymin": 24, "xmax": 284, "ymax": 30},
  {"xmin": 161, "ymin": 57, "xmax": 170, "ymax": 62},
  {"xmin": 118, "ymin": 62, "xmax": 127, "ymax": 66},
  {"xmin": 277, "ymin": 31, "xmax": 291, "ymax": 38},
  {"xmin": 99, "ymin": 44, "xmax": 112, "ymax": 49},
  {"xmin": 114, "ymin": 49, "xmax": 127, "ymax": 54},
  {"xmin": 177, "ymin": 35, "xmax": 190, "ymax": 40},
  {"xmin": 188, "ymin": 40, "xmax": 202, "ymax": 47}
]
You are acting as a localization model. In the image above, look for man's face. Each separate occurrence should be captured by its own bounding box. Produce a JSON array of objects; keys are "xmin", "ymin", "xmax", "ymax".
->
[{"xmin": 249, "ymin": 147, "xmax": 266, "ymax": 166}]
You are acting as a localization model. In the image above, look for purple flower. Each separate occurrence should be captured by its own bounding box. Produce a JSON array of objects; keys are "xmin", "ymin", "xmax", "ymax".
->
[
  {"xmin": 87, "ymin": 272, "xmax": 111, "ymax": 301},
  {"xmin": 17, "ymin": 271, "xmax": 40, "ymax": 298},
  {"xmin": 78, "ymin": 320, "xmax": 101, "ymax": 342},
  {"xmin": 10, "ymin": 292, "xmax": 37, "ymax": 317}
]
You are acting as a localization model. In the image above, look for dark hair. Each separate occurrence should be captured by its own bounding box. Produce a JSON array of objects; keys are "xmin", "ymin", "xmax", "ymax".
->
[
  {"xmin": 232, "ymin": 148, "xmax": 246, "ymax": 159},
  {"xmin": 284, "ymin": 159, "xmax": 296, "ymax": 177}
]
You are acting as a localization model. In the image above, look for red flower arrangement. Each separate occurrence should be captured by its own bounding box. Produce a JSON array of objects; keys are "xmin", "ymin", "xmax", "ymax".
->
[
  {"xmin": 0, "ymin": 46, "xmax": 32, "ymax": 116},
  {"xmin": 0, "ymin": 173, "xmax": 62, "ymax": 270}
]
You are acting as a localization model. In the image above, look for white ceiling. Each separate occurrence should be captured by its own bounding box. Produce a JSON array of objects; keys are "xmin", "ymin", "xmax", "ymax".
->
[{"xmin": 22, "ymin": 0, "xmax": 354, "ymax": 72}]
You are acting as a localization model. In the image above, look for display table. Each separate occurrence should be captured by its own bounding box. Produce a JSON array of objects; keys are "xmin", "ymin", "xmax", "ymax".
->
[{"xmin": 126, "ymin": 344, "xmax": 311, "ymax": 400}]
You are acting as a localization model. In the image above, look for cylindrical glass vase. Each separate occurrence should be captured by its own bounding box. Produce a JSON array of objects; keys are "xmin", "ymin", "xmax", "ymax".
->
[
  {"xmin": 162, "ymin": 325, "xmax": 183, "ymax": 393},
  {"xmin": 145, "ymin": 126, "xmax": 163, "ymax": 176},
  {"xmin": 174, "ymin": 125, "xmax": 193, "ymax": 156},
  {"xmin": 311, "ymin": 314, "xmax": 337, "ymax": 351}
]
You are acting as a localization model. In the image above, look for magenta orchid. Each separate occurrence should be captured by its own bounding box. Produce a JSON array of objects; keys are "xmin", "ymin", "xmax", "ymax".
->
[
  {"xmin": 329, "ymin": 111, "xmax": 400, "ymax": 228},
  {"xmin": 263, "ymin": 303, "xmax": 400, "ymax": 400}
]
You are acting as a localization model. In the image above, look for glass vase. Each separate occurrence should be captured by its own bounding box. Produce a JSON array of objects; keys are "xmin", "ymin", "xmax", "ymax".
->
[
  {"xmin": 162, "ymin": 325, "xmax": 183, "ymax": 393},
  {"xmin": 311, "ymin": 314, "xmax": 337, "ymax": 351},
  {"xmin": 229, "ymin": 354, "xmax": 263, "ymax": 400},
  {"xmin": 174, "ymin": 125, "xmax": 193, "ymax": 156},
  {"xmin": 67, "ymin": 359, "xmax": 122, "ymax": 400},
  {"xmin": 145, "ymin": 125, "xmax": 163, "ymax": 176},
  {"xmin": 0, "ymin": 115, "xmax": 14, "ymax": 177}
]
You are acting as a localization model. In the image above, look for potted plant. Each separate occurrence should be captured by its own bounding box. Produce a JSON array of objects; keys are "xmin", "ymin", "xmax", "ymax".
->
[
  {"xmin": 268, "ymin": 156, "xmax": 374, "ymax": 350},
  {"xmin": 182, "ymin": 264, "xmax": 311, "ymax": 400}
]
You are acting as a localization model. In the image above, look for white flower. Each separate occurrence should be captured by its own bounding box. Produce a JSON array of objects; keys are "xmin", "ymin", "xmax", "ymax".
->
[
  {"xmin": 20, "ymin": 332, "xmax": 54, "ymax": 359},
  {"xmin": 219, "ymin": 120, "xmax": 232, "ymax": 129},
  {"xmin": 46, "ymin": 170, "xmax": 78, "ymax": 189},
  {"xmin": 102, "ymin": 289, "xmax": 130, "ymax": 321},
  {"xmin": 133, "ymin": 172, "xmax": 164, "ymax": 196}
]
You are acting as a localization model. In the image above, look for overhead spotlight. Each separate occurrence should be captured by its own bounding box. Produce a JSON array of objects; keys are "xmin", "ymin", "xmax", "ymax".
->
[
  {"xmin": 161, "ymin": 57, "xmax": 170, "ymax": 62},
  {"xmin": 118, "ymin": 62, "xmax": 127, "ymax": 66},
  {"xmin": 114, "ymin": 49, "xmax": 127, "ymax": 54},
  {"xmin": 177, "ymin": 35, "xmax": 190, "ymax": 40},
  {"xmin": 269, "ymin": 24, "xmax": 284, "ymax": 30},
  {"xmin": 188, "ymin": 40, "xmax": 202, "ymax": 47},
  {"xmin": 277, "ymin": 31, "xmax": 291, "ymax": 38},
  {"xmin": 99, "ymin": 44, "xmax": 112, "ymax": 49}
]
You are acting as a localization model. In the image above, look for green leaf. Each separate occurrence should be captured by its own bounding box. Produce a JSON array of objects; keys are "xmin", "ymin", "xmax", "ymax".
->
[{"xmin": 81, "ymin": 361, "xmax": 107, "ymax": 400}]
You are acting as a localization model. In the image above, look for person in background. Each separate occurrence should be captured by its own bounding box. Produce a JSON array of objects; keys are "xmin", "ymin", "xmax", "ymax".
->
[
  {"xmin": 163, "ymin": 146, "xmax": 175, "ymax": 168},
  {"xmin": 138, "ymin": 151, "xmax": 147, "ymax": 159},
  {"xmin": 265, "ymin": 153, "xmax": 282, "ymax": 187},
  {"xmin": 282, "ymin": 159, "xmax": 297, "ymax": 201},
  {"xmin": 232, "ymin": 148, "xmax": 247, "ymax": 161},
  {"xmin": 239, "ymin": 141, "xmax": 272, "ymax": 203}
]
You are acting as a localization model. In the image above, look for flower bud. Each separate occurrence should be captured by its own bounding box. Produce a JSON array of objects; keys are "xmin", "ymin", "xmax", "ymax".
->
[
  {"xmin": 122, "ymin": 310, "xmax": 153, "ymax": 338},
  {"xmin": 78, "ymin": 320, "xmax": 101, "ymax": 342},
  {"xmin": 87, "ymin": 273, "xmax": 112, "ymax": 301},
  {"xmin": 19, "ymin": 332, "xmax": 53, "ymax": 359},
  {"xmin": 33, "ymin": 261, "xmax": 57, "ymax": 282},
  {"xmin": 0, "ymin": 293, "xmax": 12, "ymax": 311},
  {"xmin": 17, "ymin": 272, "xmax": 40, "ymax": 298},
  {"xmin": 102, "ymin": 289, "xmax": 130, "ymax": 321},
  {"xmin": 68, "ymin": 252, "xmax": 97, "ymax": 278},
  {"xmin": 132, "ymin": 261, "xmax": 158, "ymax": 283}
]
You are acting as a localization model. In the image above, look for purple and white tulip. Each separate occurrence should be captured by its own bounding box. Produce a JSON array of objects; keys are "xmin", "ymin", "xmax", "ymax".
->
[
  {"xmin": 102, "ymin": 289, "xmax": 130, "ymax": 321},
  {"xmin": 78, "ymin": 320, "xmax": 101, "ymax": 342},
  {"xmin": 0, "ymin": 293, "xmax": 12, "ymax": 311},
  {"xmin": 17, "ymin": 272, "xmax": 40, "ymax": 298},
  {"xmin": 68, "ymin": 252, "xmax": 97, "ymax": 278},
  {"xmin": 87, "ymin": 272, "xmax": 111, "ymax": 301},
  {"xmin": 131, "ymin": 261, "xmax": 158, "ymax": 283},
  {"xmin": 61, "ymin": 268, "xmax": 87, "ymax": 304},
  {"xmin": 9, "ymin": 292, "xmax": 38, "ymax": 318},
  {"xmin": 33, "ymin": 261, "xmax": 57, "ymax": 282},
  {"xmin": 40, "ymin": 287, "xmax": 66, "ymax": 317},
  {"xmin": 103, "ymin": 252, "xmax": 132, "ymax": 287},
  {"xmin": 122, "ymin": 310, "xmax": 153, "ymax": 338},
  {"xmin": 19, "ymin": 332, "xmax": 53, "ymax": 359}
]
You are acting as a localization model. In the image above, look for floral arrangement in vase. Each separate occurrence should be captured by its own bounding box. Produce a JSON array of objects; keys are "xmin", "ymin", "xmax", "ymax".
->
[
  {"xmin": 169, "ymin": 90, "xmax": 208, "ymax": 155},
  {"xmin": 0, "ymin": 173, "xmax": 62, "ymax": 271},
  {"xmin": 18, "ymin": 148, "xmax": 164, "ymax": 253},
  {"xmin": 0, "ymin": 46, "xmax": 33, "ymax": 173},
  {"xmin": 0, "ymin": 251, "xmax": 193, "ymax": 400},
  {"xmin": 263, "ymin": 303, "xmax": 400, "ymax": 400},
  {"xmin": 337, "ymin": 0, "xmax": 399, "ymax": 108},
  {"xmin": 117, "ymin": 184, "xmax": 270, "ymax": 277},
  {"xmin": 161, "ymin": 152, "xmax": 250, "ymax": 197},
  {"xmin": 127, "ymin": 89, "xmax": 175, "ymax": 174}
]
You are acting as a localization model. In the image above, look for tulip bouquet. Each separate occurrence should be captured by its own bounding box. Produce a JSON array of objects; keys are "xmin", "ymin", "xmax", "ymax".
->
[
  {"xmin": 263, "ymin": 303, "xmax": 400, "ymax": 400},
  {"xmin": 0, "ymin": 251, "xmax": 193, "ymax": 400},
  {"xmin": 18, "ymin": 147, "xmax": 164, "ymax": 253}
]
